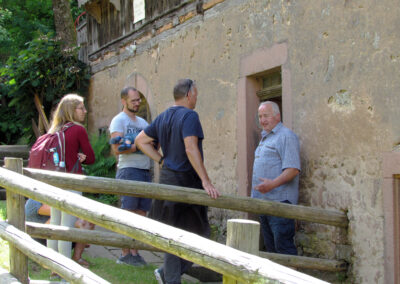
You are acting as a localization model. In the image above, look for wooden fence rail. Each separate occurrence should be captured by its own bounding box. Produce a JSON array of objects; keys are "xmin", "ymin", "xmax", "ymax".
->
[
  {"xmin": 23, "ymin": 168, "xmax": 348, "ymax": 228},
  {"xmin": 0, "ymin": 221, "xmax": 109, "ymax": 284},
  {"xmin": 0, "ymin": 166, "xmax": 327, "ymax": 283},
  {"xmin": 26, "ymin": 222, "xmax": 347, "ymax": 272},
  {"xmin": 26, "ymin": 222, "xmax": 159, "ymax": 252}
]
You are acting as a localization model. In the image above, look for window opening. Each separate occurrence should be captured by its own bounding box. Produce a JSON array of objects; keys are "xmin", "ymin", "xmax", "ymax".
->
[
  {"xmin": 256, "ymin": 67, "xmax": 282, "ymax": 119},
  {"xmin": 136, "ymin": 92, "xmax": 151, "ymax": 123},
  {"xmin": 256, "ymin": 68, "xmax": 282, "ymax": 117}
]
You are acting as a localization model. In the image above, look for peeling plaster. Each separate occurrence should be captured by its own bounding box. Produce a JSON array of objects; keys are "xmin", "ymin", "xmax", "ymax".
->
[
  {"xmin": 373, "ymin": 32, "xmax": 380, "ymax": 49},
  {"xmin": 321, "ymin": 5, "xmax": 331, "ymax": 18},
  {"xmin": 216, "ymin": 108, "xmax": 225, "ymax": 120},
  {"xmin": 324, "ymin": 55, "xmax": 334, "ymax": 82},
  {"xmin": 327, "ymin": 90, "xmax": 354, "ymax": 113}
]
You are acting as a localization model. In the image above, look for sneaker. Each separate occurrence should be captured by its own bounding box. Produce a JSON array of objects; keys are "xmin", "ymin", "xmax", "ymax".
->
[
  {"xmin": 154, "ymin": 268, "xmax": 165, "ymax": 284},
  {"xmin": 131, "ymin": 253, "xmax": 147, "ymax": 266},
  {"xmin": 116, "ymin": 253, "xmax": 130, "ymax": 265},
  {"xmin": 116, "ymin": 253, "xmax": 147, "ymax": 266}
]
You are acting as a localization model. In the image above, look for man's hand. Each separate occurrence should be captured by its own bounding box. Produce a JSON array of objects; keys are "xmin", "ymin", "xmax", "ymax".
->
[
  {"xmin": 202, "ymin": 180, "xmax": 220, "ymax": 199},
  {"xmin": 255, "ymin": 177, "xmax": 277, "ymax": 193},
  {"xmin": 255, "ymin": 168, "xmax": 300, "ymax": 194}
]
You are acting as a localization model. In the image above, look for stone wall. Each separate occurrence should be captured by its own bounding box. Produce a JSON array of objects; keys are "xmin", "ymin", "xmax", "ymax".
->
[{"xmin": 85, "ymin": 1, "xmax": 400, "ymax": 282}]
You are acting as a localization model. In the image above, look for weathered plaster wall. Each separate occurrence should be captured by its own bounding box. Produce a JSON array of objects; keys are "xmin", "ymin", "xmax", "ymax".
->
[
  {"xmin": 289, "ymin": 2, "xmax": 400, "ymax": 283},
  {"xmin": 87, "ymin": 1, "xmax": 400, "ymax": 282}
]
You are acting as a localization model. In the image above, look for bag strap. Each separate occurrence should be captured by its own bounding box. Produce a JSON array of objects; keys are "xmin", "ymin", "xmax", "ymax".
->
[
  {"xmin": 57, "ymin": 122, "xmax": 75, "ymax": 171},
  {"xmin": 71, "ymin": 158, "xmax": 80, "ymax": 173},
  {"xmin": 61, "ymin": 122, "xmax": 75, "ymax": 131},
  {"xmin": 56, "ymin": 131, "xmax": 64, "ymax": 162},
  {"xmin": 61, "ymin": 122, "xmax": 81, "ymax": 173}
]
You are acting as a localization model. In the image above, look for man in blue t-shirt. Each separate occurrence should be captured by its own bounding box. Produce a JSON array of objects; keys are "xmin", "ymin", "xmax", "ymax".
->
[{"xmin": 136, "ymin": 78, "xmax": 220, "ymax": 284}]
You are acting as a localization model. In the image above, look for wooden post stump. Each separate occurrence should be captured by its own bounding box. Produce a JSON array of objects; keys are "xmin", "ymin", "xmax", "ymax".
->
[
  {"xmin": 5, "ymin": 158, "xmax": 28, "ymax": 284},
  {"xmin": 223, "ymin": 219, "xmax": 260, "ymax": 284}
]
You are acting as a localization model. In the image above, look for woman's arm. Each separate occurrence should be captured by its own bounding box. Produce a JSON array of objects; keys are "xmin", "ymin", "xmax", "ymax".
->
[{"xmin": 77, "ymin": 126, "xmax": 95, "ymax": 164}]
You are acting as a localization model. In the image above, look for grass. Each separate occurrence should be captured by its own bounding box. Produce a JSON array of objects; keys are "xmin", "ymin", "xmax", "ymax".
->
[
  {"xmin": 74, "ymin": 257, "xmax": 159, "ymax": 283},
  {"xmin": 0, "ymin": 200, "xmax": 196, "ymax": 283},
  {"xmin": 0, "ymin": 201, "xmax": 9, "ymax": 270},
  {"xmin": 27, "ymin": 257, "xmax": 161, "ymax": 283},
  {"xmin": 0, "ymin": 200, "xmax": 159, "ymax": 282}
]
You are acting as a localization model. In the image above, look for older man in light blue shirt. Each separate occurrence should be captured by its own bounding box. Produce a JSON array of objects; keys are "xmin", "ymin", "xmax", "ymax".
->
[{"xmin": 251, "ymin": 101, "xmax": 300, "ymax": 255}]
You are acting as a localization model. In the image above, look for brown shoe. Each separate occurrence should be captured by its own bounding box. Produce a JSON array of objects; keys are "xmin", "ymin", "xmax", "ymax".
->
[
  {"xmin": 74, "ymin": 258, "xmax": 90, "ymax": 269},
  {"xmin": 50, "ymin": 272, "xmax": 61, "ymax": 280}
]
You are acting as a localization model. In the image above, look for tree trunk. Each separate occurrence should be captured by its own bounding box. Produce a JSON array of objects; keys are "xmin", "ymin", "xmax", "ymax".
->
[{"xmin": 52, "ymin": 0, "xmax": 76, "ymax": 50}]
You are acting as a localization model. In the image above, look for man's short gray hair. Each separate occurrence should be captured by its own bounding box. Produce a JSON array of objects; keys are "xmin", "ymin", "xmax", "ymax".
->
[
  {"xmin": 173, "ymin": 79, "xmax": 195, "ymax": 100},
  {"xmin": 260, "ymin": 101, "xmax": 280, "ymax": 115}
]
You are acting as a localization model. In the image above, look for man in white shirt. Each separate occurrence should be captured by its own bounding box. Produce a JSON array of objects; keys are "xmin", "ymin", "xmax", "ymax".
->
[{"xmin": 109, "ymin": 86, "xmax": 152, "ymax": 266}]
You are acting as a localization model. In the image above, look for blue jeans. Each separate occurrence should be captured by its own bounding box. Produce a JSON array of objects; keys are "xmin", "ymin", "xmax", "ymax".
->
[
  {"xmin": 116, "ymin": 167, "xmax": 152, "ymax": 212},
  {"xmin": 259, "ymin": 200, "xmax": 297, "ymax": 255}
]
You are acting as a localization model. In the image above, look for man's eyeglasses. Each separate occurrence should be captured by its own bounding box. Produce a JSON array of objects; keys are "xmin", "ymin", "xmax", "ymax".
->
[{"xmin": 186, "ymin": 79, "xmax": 194, "ymax": 96}]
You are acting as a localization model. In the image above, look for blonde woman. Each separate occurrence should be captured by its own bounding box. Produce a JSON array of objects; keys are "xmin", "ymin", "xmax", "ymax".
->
[{"xmin": 46, "ymin": 94, "xmax": 95, "ymax": 269}]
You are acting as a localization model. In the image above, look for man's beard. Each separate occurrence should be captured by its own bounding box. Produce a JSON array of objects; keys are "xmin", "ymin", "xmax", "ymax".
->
[{"xmin": 127, "ymin": 106, "xmax": 138, "ymax": 113}]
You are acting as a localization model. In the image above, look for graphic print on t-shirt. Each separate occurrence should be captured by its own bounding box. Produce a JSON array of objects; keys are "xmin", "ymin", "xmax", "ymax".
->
[{"xmin": 126, "ymin": 123, "xmax": 143, "ymax": 136}]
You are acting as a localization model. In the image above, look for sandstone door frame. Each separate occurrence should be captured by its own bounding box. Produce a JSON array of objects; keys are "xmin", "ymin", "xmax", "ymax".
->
[{"xmin": 237, "ymin": 42, "xmax": 293, "ymax": 197}]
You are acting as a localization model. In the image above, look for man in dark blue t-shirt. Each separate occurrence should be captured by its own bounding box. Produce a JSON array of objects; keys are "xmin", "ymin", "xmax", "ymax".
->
[{"xmin": 136, "ymin": 78, "xmax": 220, "ymax": 284}]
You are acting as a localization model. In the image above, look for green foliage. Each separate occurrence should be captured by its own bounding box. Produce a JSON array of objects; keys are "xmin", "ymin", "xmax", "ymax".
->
[
  {"xmin": 70, "ymin": 0, "xmax": 85, "ymax": 21},
  {"xmin": 0, "ymin": 0, "xmax": 54, "ymax": 63},
  {"xmin": 0, "ymin": 34, "xmax": 90, "ymax": 144},
  {"xmin": 0, "ymin": 0, "xmax": 90, "ymax": 145},
  {"xmin": 83, "ymin": 132, "xmax": 118, "ymax": 206},
  {"xmin": 86, "ymin": 193, "xmax": 119, "ymax": 206},
  {"xmin": 83, "ymin": 133, "xmax": 117, "ymax": 178},
  {"xmin": 0, "ymin": 8, "xmax": 12, "ymax": 44},
  {"xmin": 0, "ymin": 0, "xmax": 84, "ymax": 64},
  {"xmin": 0, "ymin": 200, "xmax": 6, "ymax": 221},
  {"xmin": 335, "ymin": 272, "xmax": 348, "ymax": 283},
  {"xmin": 0, "ymin": 101, "xmax": 28, "ymax": 144}
]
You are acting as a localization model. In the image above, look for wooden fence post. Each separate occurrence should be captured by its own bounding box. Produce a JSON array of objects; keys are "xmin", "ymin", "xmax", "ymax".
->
[
  {"xmin": 5, "ymin": 157, "xmax": 28, "ymax": 284},
  {"xmin": 223, "ymin": 219, "xmax": 260, "ymax": 284}
]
